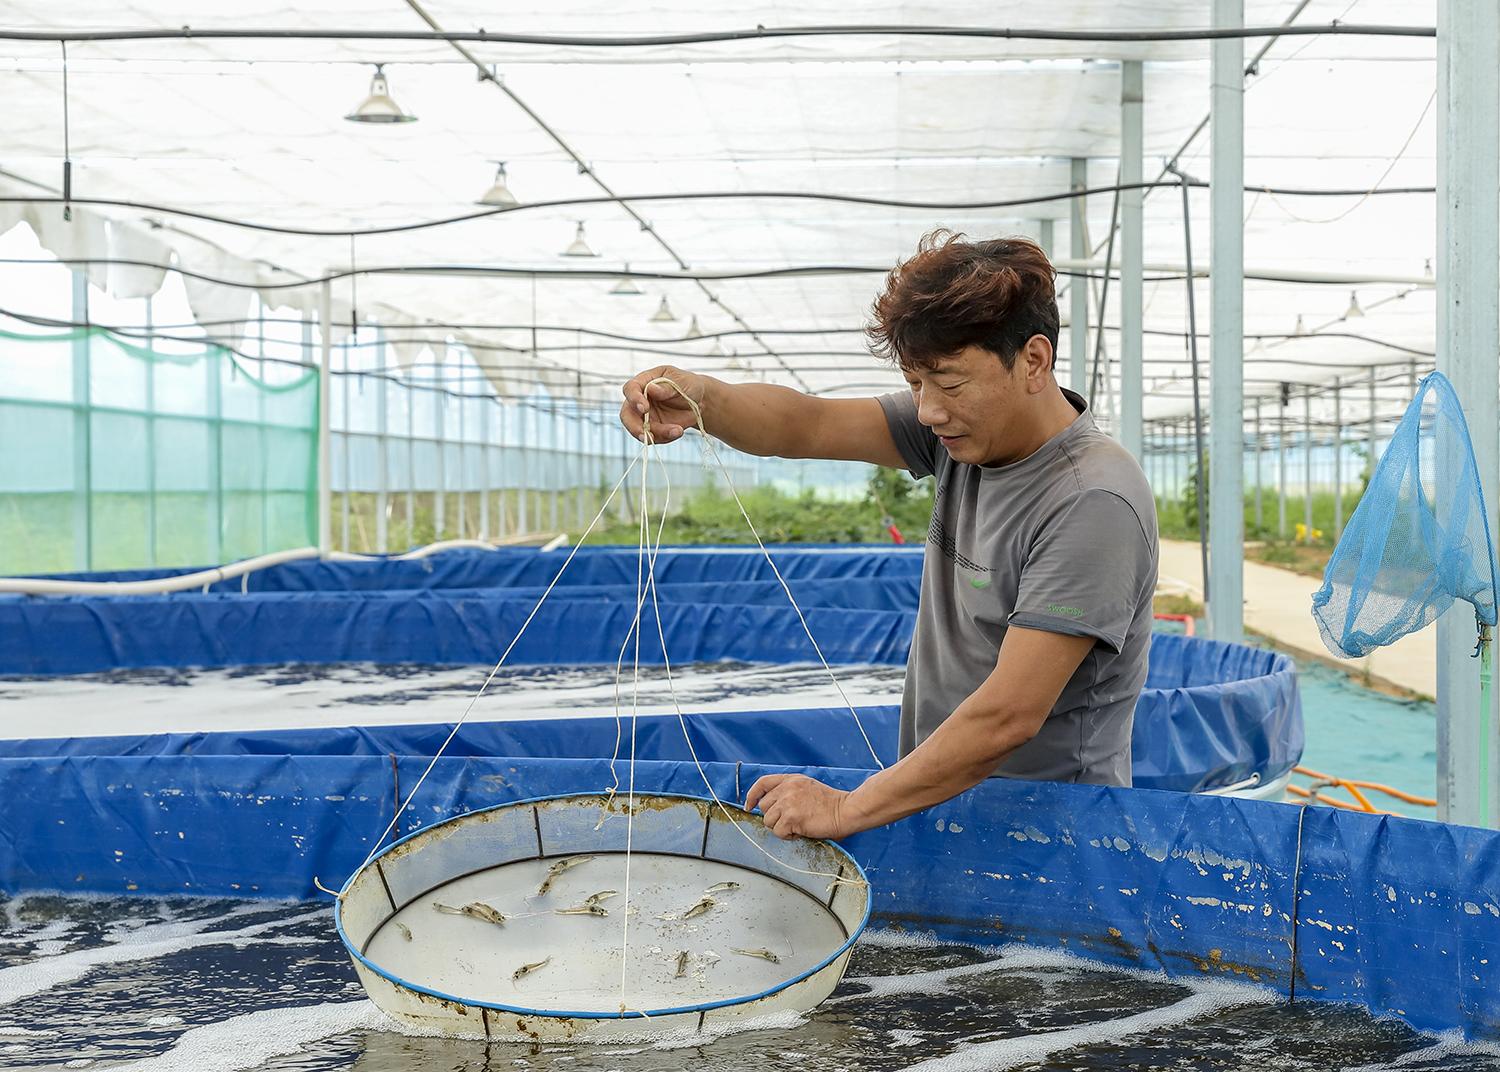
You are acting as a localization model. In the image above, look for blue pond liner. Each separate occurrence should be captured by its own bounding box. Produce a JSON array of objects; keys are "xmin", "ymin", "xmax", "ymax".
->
[{"xmin": 8, "ymin": 547, "xmax": 1485, "ymax": 1040}]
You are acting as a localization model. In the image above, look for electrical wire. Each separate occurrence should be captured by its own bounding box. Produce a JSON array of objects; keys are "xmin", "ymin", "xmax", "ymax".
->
[
  {"xmin": 0, "ymin": 22, "xmax": 1436, "ymax": 46},
  {"xmin": 0, "ymin": 181, "xmax": 1437, "ymax": 240}
]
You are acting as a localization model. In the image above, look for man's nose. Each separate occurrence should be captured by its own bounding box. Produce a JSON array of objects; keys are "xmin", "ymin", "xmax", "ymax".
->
[{"xmin": 915, "ymin": 391, "xmax": 946, "ymax": 428}]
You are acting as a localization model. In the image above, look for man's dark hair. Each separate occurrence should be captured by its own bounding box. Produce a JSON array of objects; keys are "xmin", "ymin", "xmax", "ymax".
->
[{"xmin": 866, "ymin": 229, "xmax": 1060, "ymax": 371}]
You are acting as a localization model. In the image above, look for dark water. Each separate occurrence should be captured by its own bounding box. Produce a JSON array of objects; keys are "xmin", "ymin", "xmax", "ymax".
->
[{"xmin": 2, "ymin": 895, "xmax": 1497, "ymax": 1072}]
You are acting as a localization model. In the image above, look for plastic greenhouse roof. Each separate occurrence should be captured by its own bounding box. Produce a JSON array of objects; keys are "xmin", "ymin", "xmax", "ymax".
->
[{"xmin": 0, "ymin": 1, "xmax": 1438, "ymax": 430}]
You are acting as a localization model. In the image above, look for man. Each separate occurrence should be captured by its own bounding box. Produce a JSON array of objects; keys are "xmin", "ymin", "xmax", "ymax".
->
[{"xmin": 618, "ymin": 230, "xmax": 1158, "ymax": 840}]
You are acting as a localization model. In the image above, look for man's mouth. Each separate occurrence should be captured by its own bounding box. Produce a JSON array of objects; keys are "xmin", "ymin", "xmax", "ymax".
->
[{"xmin": 937, "ymin": 434, "xmax": 964, "ymax": 447}]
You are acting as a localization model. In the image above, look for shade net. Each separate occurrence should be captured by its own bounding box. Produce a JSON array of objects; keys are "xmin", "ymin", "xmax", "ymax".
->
[
  {"xmin": 1313, "ymin": 371, "xmax": 1498, "ymax": 659},
  {"xmin": 0, "ymin": 327, "xmax": 317, "ymax": 575}
]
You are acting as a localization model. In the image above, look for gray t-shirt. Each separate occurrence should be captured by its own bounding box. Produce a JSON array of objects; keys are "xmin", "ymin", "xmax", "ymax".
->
[{"xmin": 877, "ymin": 387, "xmax": 1158, "ymax": 786}]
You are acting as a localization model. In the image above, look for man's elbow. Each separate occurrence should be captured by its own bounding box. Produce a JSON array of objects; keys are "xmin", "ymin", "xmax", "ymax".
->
[{"xmin": 960, "ymin": 703, "xmax": 1048, "ymax": 774}]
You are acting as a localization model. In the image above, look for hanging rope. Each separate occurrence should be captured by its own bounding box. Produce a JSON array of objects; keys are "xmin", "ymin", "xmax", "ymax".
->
[{"xmin": 347, "ymin": 449, "xmax": 646, "ymax": 879}]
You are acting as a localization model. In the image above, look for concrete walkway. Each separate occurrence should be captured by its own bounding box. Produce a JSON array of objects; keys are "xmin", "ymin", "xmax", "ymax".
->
[{"xmin": 1159, "ymin": 539, "xmax": 1436, "ymax": 699}]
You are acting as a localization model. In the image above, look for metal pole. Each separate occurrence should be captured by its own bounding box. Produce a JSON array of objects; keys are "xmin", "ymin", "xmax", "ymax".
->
[
  {"xmin": 1069, "ymin": 157, "xmax": 1089, "ymax": 398},
  {"xmin": 375, "ymin": 331, "xmax": 389, "ymax": 554},
  {"xmin": 70, "ymin": 270, "xmax": 91, "ymax": 570},
  {"xmin": 479, "ymin": 393, "xmax": 491, "ymax": 541},
  {"xmin": 518, "ymin": 401, "xmax": 530, "ymax": 535},
  {"xmin": 340, "ymin": 340, "xmax": 351, "ymax": 552},
  {"xmin": 317, "ymin": 279, "xmax": 332, "ymax": 556},
  {"xmin": 1366, "ymin": 366, "xmax": 1378, "ymax": 502},
  {"xmin": 1278, "ymin": 387, "xmax": 1288, "ymax": 539},
  {"xmin": 1332, "ymin": 381, "xmax": 1344, "ymax": 538},
  {"xmin": 1208, "ymin": 0, "xmax": 1245, "ymax": 642},
  {"xmin": 143, "ymin": 296, "xmax": 156, "ymax": 567},
  {"xmin": 1119, "ymin": 59, "xmax": 1144, "ymax": 461},
  {"xmin": 1253, "ymin": 398, "xmax": 1263, "ymax": 534},
  {"xmin": 1303, "ymin": 387, "xmax": 1314, "ymax": 544},
  {"xmin": 1437, "ymin": 0, "xmax": 1500, "ymax": 827}
]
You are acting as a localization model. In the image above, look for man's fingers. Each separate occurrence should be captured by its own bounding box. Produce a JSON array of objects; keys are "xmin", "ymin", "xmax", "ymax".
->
[{"xmin": 744, "ymin": 774, "xmax": 786, "ymax": 812}]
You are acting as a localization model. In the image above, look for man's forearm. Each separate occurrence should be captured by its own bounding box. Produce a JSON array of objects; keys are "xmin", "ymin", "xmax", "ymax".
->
[
  {"xmin": 698, "ymin": 378, "xmax": 821, "ymax": 459},
  {"xmin": 839, "ymin": 699, "xmax": 1041, "ymax": 833}
]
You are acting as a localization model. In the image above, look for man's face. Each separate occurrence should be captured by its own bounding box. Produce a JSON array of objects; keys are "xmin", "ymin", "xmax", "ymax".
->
[{"xmin": 900, "ymin": 343, "xmax": 1030, "ymax": 466}]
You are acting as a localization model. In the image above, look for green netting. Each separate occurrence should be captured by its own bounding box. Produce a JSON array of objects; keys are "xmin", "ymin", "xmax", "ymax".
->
[{"xmin": 0, "ymin": 327, "xmax": 317, "ymax": 575}]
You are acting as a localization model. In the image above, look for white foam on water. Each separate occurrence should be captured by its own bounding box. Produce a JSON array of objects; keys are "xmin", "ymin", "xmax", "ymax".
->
[
  {"xmin": 896, "ymin": 979, "xmax": 1277, "ymax": 1072},
  {"xmin": 0, "ymin": 906, "xmax": 323, "ymax": 1007},
  {"xmin": 1341, "ymin": 1029, "xmax": 1500, "ymax": 1071},
  {"xmin": 90, "ymin": 1001, "xmax": 388, "ymax": 1072},
  {"xmin": 648, "ymin": 1010, "xmax": 809, "ymax": 1050},
  {"xmin": 837, "ymin": 942, "xmax": 1146, "ymax": 1004},
  {"xmin": 0, "ymin": 1025, "xmax": 53, "ymax": 1036},
  {"xmin": 0, "ymin": 663, "xmax": 903, "ymax": 739}
]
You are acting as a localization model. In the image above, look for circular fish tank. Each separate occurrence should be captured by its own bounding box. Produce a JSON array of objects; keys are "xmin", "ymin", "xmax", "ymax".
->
[{"xmin": 334, "ymin": 792, "xmax": 870, "ymax": 1042}]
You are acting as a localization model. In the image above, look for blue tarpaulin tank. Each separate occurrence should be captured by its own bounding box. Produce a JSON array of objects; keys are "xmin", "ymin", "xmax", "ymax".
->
[{"xmin": 5, "ymin": 546, "xmax": 1490, "ymax": 1043}]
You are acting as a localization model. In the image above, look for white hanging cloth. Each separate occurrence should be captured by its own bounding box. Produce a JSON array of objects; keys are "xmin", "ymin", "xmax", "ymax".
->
[
  {"xmin": 24, "ymin": 202, "xmax": 109, "ymax": 291},
  {"xmin": 106, "ymin": 220, "xmax": 172, "ymax": 300}
]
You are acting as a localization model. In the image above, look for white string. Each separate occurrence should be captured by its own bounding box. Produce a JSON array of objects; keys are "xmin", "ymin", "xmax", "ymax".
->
[
  {"xmin": 350, "ymin": 448, "xmax": 645, "ymax": 877},
  {"xmin": 692, "ymin": 431, "xmax": 886, "ymax": 770},
  {"xmin": 617, "ymin": 438, "xmax": 650, "ymax": 1011},
  {"xmin": 616, "ymin": 380, "xmax": 868, "ymax": 892}
]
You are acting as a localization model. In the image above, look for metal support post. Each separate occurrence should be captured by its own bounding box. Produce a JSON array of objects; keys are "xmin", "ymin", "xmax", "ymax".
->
[
  {"xmin": 1208, "ymin": 0, "xmax": 1245, "ymax": 641},
  {"xmin": 1304, "ymin": 387, "xmax": 1314, "ymax": 544},
  {"xmin": 1119, "ymin": 60, "xmax": 1144, "ymax": 460},
  {"xmin": 1278, "ymin": 389, "xmax": 1288, "ymax": 540},
  {"xmin": 317, "ymin": 280, "xmax": 332, "ymax": 556},
  {"xmin": 1332, "ymin": 381, "xmax": 1344, "ymax": 538},
  {"xmin": 1069, "ymin": 157, "xmax": 1089, "ymax": 398},
  {"xmin": 1253, "ymin": 399, "xmax": 1263, "ymax": 534},
  {"xmin": 1437, "ymin": 0, "xmax": 1500, "ymax": 826}
]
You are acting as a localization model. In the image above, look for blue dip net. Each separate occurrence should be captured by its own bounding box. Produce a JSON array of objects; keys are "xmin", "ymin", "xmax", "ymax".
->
[{"xmin": 1313, "ymin": 371, "xmax": 1498, "ymax": 659}]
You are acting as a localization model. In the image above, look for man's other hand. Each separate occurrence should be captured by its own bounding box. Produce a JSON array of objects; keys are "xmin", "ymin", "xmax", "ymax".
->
[
  {"xmin": 619, "ymin": 365, "xmax": 709, "ymax": 444},
  {"xmin": 744, "ymin": 773, "xmax": 856, "ymax": 840}
]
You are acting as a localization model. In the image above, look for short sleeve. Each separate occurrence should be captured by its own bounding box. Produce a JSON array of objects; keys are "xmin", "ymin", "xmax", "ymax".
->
[
  {"xmin": 876, "ymin": 391, "xmax": 941, "ymax": 479},
  {"xmin": 1008, "ymin": 489, "xmax": 1155, "ymax": 654}
]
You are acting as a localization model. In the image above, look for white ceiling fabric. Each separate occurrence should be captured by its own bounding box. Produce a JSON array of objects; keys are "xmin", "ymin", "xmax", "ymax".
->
[{"xmin": 0, "ymin": 0, "xmax": 1438, "ymax": 426}]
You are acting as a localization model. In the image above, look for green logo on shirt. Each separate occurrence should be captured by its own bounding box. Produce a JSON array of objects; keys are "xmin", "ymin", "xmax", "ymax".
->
[
  {"xmin": 969, "ymin": 576, "xmax": 991, "ymax": 589},
  {"xmin": 1047, "ymin": 603, "xmax": 1086, "ymax": 618}
]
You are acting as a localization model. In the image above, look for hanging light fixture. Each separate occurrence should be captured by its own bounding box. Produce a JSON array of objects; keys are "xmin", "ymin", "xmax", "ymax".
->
[
  {"xmin": 476, "ymin": 162, "xmax": 518, "ymax": 207},
  {"xmin": 726, "ymin": 354, "xmax": 749, "ymax": 373},
  {"xmin": 1292, "ymin": 314, "xmax": 1308, "ymax": 337},
  {"xmin": 561, "ymin": 220, "xmax": 598, "ymax": 257},
  {"xmin": 1344, "ymin": 290, "xmax": 1365, "ymax": 319},
  {"xmin": 705, "ymin": 337, "xmax": 727, "ymax": 357},
  {"xmin": 684, "ymin": 315, "xmax": 703, "ymax": 340},
  {"xmin": 650, "ymin": 295, "xmax": 677, "ymax": 323},
  {"xmin": 610, "ymin": 264, "xmax": 642, "ymax": 296},
  {"xmin": 345, "ymin": 64, "xmax": 417, "ymax": 124}
]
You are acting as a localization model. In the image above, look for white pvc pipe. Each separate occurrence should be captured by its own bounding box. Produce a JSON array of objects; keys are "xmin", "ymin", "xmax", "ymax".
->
[{"xmin": 0, "ymin": 536, "xmax": 564, "ymax": 597}]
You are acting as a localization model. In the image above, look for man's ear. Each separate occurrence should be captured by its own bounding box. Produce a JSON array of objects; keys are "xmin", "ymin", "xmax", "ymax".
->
[{"xmin": 1023, "ymin": 335, "xmax": 1054, "ymax": 392}]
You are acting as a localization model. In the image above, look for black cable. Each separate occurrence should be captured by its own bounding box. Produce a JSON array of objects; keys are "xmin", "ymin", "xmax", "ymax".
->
[
  {"xmin": 50, "ymin": 309, "xmax": 1433, "ymax": 359},
  {"xmin": 0, "ymin": 22, "xmax": 1436, "ymax": 45},
  {"xmin": 0, "ymin": 181, "xmax": 1437, "ymax": 240},
  {"xmin": 0, "ymin": 256, "xmax": 1189, "ymax": 289}
]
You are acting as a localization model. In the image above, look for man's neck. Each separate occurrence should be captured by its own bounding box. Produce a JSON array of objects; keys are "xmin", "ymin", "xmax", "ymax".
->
[{"xmin": 988, "ymin": 384, "xmax": 1081, "ymax": 466}]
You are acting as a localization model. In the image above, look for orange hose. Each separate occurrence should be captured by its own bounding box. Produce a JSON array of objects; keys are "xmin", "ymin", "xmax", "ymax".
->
[
  {"xmin": 1286, "ymin": 784, "xmax": 1398, "ymax": 814},
  {"xmin": 1293, "ymin": 765, "xmax": 1436, "ymax": 808},
  {"xmin": 1153, "ymin": 613, "xmax": 1196, "ymax": 637}
]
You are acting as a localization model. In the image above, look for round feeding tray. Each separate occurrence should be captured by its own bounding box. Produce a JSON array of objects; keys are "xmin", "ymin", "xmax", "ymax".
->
[{"xmin": 334, "ymin": 792, "xmax": 871, "ymax": 1042}]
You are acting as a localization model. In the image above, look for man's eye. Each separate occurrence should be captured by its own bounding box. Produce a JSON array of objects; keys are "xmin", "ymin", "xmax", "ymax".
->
[{"xmin": 937, "ymin": 381, "xmax": 965, "ymax": 392}]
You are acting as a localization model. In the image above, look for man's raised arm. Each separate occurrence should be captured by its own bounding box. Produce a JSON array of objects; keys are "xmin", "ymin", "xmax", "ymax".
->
[{"xmin": 619, "ymin": 364, "xmax": 908, "ymax": 469}]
